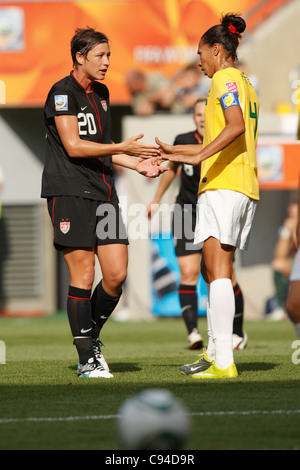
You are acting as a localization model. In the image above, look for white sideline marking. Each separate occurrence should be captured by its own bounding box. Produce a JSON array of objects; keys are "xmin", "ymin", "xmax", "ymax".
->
[{"xmin": 0, "ymin": 409, "xmax": 299, "ymax": 424}]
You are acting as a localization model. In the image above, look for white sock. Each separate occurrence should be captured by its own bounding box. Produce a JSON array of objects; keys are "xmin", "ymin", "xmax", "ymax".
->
[
  {"xmin": 295, "ymin": 323, "xmax": 300, "ymax": 339},
  {"xmin": 209, "ymin": 278, "xmax": 235, "ymax": 370},
  {"xmin": 205, "ymin": 283, "xmax": 215, "ymax": 360}
]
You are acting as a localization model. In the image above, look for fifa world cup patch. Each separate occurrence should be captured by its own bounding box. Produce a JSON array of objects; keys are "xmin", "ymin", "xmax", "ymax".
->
[
  {"xmin": 60, "ymin": 219, "xmax": 70, "ymax": 234},
  {"xmin": 55, "ymin": 95, "xmax": 68, "ymax": 111},
  {"xmin": 220, "ymin": 92, "xmax": 240, "ymax": 110}
]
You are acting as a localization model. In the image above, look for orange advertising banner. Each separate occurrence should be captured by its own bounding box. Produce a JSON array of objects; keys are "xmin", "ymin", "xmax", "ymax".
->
[
  {"xmin": 257, "ymin": 140, "xmax": 300, "ymax": 190},
  {"xmin": 0, "ymin": 0, "xmax": 288, "ymax": 107}
]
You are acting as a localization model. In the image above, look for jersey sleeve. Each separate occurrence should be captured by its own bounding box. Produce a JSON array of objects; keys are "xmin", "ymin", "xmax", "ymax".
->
[
  {"xmin": 213, "ymin": 72, "xmax": 241, "ymax": 111},
  {"xmin": 44, "ymin": 86, "xmax": 78, "ymax": 119}
]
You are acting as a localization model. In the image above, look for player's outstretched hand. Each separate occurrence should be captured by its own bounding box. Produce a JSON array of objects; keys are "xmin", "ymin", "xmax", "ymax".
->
[
  {"xmin": 155, "ymin": 136, "xmax": 201, "ymax": 165},
  {"xmin": 123, "ymin": 134, "xmax": 160, "ymax": 158},
  {"xmin": 155, "ymin": 137, "xmax": 174, "ymax": 159},
  {"xmin": 136, "ymin": 158, "xmax": 169, "ymax": 178}
]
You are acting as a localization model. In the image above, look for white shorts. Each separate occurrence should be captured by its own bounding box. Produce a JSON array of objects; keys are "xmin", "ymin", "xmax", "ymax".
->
[
  {"xmin": 194, "ymin": 189, "xmax": 258, "ymax": 250},
  {"xmin": 290, "ymin": 248, "xmax": 300, "ymax": 281}
]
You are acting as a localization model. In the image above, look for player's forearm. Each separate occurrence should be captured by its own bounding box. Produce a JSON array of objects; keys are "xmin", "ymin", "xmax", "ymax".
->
[
  {"xmin": 198, "ymin": 122, "xmax": 245, "ymax": 163},
  {"xmin": 170, "ymin": 144, "xmax": 202, "ymax": 158},
  {"xmin": 66, "ymin": 139, "xmax": 126, "ymax": 158},
  {"xmin": 273, "ymin": 238, "xmax": 293, "ymax": 259},
  {"xmin": 111, "ymin": 154, "xmax": 138, "ymax": 170}
]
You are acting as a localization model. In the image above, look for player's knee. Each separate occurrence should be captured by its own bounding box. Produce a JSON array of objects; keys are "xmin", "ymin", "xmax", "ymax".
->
[
  {"xmin": 106, "ymin": 267, "xmax": 127, "ymax": 290},
  {"xmin": 180, "ymin": 267, "xmax": 199, "ymax": 285},
  {"xmin": 80, "ymin": 264, "xmax": 95, "ymax": 290},
  {"xmin": 116, "ymin": 267, "xmax": 127, "ymax": 286}
]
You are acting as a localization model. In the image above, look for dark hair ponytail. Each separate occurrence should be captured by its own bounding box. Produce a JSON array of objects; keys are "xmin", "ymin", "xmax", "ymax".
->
[{"xmin": 201, "ymin": 13, "xmax": 246, "ymax": 62}]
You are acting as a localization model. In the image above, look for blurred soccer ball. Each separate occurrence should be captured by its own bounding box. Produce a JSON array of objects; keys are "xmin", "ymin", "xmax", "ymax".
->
[{"xmin": 117, "ymin": 388, "xmax": 191, "ymax": 450}]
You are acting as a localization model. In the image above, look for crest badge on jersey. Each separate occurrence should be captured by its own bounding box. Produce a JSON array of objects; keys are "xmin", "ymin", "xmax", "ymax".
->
[
  {"xmin": 101, "ymin": 100, "xmax": 107, "ymax": 112},
  {"xmin": 60, "ymin": 219, "xmax": 70, "ymax": 234},
  {"xmin": 55, "ymin": 95, "xmax": 68, "ymax": 111}
]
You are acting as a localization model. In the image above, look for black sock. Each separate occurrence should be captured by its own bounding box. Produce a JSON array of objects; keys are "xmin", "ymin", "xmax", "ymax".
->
[
  {"xmin": 73, "ymin": 337, "xmax": 94, "ymax": 366},
  {"xmin": 178, "ymin": 284, "xmax": 198, "ymax": 335},
  {"xmin": 91, "ymin": 280, "xmax": 122, "ymax": 340},
  {"xmin": 233, "ymin": 283, "xmax": 244, "ymax": 337},
  {"xmin": 67, "ymin": 286, "xmax": 93, "ymax": 364}
]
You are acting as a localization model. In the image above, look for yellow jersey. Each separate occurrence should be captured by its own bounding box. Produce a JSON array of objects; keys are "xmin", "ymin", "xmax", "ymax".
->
[{"xmin": 199, "ymin": 67, "xmax": 259, "ymax": 200}]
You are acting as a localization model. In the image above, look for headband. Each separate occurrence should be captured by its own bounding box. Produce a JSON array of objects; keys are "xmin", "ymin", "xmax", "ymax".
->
[
  {"xmin": 228, "ymin": 22, "xmax": 238, "ymax": 34},
  {"xmin": 79, "ymin": 39, "xmax": 108, "ymax": 56}
]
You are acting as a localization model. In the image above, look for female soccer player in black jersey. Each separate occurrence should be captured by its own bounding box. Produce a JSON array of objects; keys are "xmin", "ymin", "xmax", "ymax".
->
[{"xmin": 41, "ymin": 28, "xmax": 165, "ymax": 378}]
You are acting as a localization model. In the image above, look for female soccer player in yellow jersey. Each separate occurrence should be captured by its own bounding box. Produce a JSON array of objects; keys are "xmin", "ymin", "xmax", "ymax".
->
[{"xmin": 156, "ymin": 13, "xmax": 259, "ymax": 379}]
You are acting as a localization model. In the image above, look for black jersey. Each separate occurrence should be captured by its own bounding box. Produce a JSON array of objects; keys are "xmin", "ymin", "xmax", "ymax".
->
[
  {"xmin": 173, "ymin": 130, "xmax": 202, "ymax": 208},
  {"xmin": 41, "ymin": 72, "xmax": 117, "ymax": 202}
]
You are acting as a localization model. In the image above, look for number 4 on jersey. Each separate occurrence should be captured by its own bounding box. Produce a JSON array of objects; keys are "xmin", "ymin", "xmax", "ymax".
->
[{"xmin": 249, "ymin": 101, "xmax": 258, "ymax": 138}]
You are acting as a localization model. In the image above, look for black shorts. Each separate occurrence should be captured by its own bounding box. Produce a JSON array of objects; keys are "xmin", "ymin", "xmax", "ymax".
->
[
  {"xmin": 171, "ymin": 203, "xmax": 201, "ymax": 257},
  {"xmin": 47, "ymin": 196, "xmax": 129, "ymax": 251}
]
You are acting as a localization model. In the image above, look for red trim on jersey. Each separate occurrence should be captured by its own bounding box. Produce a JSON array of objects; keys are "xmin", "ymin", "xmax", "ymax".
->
[
  {"xmin": 91, "ymin": 90, "xmax": 101, "ymax": 129},
  {"xmin": 85, "ymin": 91, "xmax": 102, "ymax": 141},
  {"xmin": 98, "ymin": 158, "xmax": 111, "ymax": 201},
  {"xmin": 91, "ymin": 90, "xmax": 112, "ymax": 201},
  {"xmin": 71, "ymin": 71, "xmax": 112, "ymax": 201}
]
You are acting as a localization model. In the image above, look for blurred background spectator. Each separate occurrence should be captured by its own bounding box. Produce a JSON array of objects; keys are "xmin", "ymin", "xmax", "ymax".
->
[
  {"xmin": 126, "ymin": 64, "xmax": 210, "ymax": 116},
  {"xmin": 125, "ymin": 69, "xmax": 180, "ymax": 116},
  {"xmin": 174, "ymin": 64, "xmax": 210, "ymax": 113}
]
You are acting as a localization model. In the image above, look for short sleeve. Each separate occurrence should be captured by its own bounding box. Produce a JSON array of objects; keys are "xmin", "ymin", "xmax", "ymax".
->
[
  {"xmin": 213, "ymin": 72, "xmax": 241, "ymax": 110},
  {"xmin": 44, "ymin": 87, "xmax": 78, "ymax": 119}
]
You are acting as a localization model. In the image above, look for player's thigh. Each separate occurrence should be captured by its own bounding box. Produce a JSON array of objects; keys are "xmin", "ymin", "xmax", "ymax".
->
[
  {"xmin": 63, "ymin": 247, "xmax": 96, "ymax": 289},
  {"xmin": 96, "ymin": 243, "xmax": 128, "ymax": 291}
]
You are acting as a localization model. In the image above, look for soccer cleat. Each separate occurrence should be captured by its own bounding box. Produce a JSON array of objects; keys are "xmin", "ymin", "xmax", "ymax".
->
[
  {"xmin": 179, "ymin": 349, "xmax": 213, "ymax": 375},
  {"xmin": 77, "ymin": 358, "xmax": 113, "ymax": 378},
  {"xmin": 191, "ymin": 362, "xmax": 238, "ymax": 379},
  {"xmin": 233, "ymin": 331, "xmax": 248, "ymax": 350},
  {"xmin": 93, "ymin": 339, "xmax": 110, "ymax": 372},
  {"xmin": 187, "ymin": 328, "xmax": 204, "ymax": 350}
]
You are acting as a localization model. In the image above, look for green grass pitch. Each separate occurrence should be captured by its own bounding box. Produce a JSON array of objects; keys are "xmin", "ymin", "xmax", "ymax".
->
[{"xmin": 0, "ymin": 313, "xmax": 299, "ymax": 450}]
